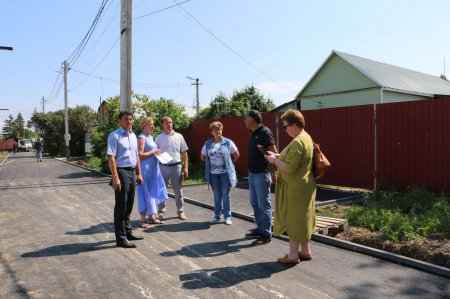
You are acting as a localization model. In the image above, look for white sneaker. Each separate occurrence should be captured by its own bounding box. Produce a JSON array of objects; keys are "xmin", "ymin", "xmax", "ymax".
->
[
  {"xmin": 209, "ymin": 218, "xmax": 221, "ymax": 224},
  {"xmin": 225, "ymin": 217, "xmax": 232, "ymax": 225}
]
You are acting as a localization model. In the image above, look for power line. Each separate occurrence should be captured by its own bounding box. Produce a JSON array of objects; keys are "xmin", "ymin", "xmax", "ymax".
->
[
  {"xmin": 70, "ymin": 37, "xmax": 120, "ymax": 91},
  {"xmin": 71, "ymin": 68, "xmax": 191, "ymax": 88},
  {"xmin": 74, "ymin": 0, "xmax": 120, "ymax": 72},
  {"xmin": 134, "ymin": 0, "xmax": 192, "ymax": 20},
  {"xmin": 171, "ymin": 0, "xmax": 297, "ymax": 94},
  {"xmin": 67, "ymin": 0, "xmax": 111, "ymax": 68}
]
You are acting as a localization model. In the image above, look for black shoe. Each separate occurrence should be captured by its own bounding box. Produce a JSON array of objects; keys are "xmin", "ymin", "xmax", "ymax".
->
[
  {"xmin": 116, "ymin": 239, "xmax": 137, "ymax": 248},
  {"xmin": 245, "ymin": 230, "xmax": 261, "ymax": 239},
  {"xmin": 127, "ymin": 234, "xmax": 144, "ymax": 241},
  {"xmin": 251, "ymin": 236, "xmax": 272, "ymax": 246}
]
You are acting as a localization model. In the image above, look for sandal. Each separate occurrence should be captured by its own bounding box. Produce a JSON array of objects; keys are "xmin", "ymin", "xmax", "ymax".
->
[
  {"xmin": 148, "ymin": 218, "xmax": 164, "ymax": 225},
  {"xmin": 139, "ymin": 221, "xmax": 151, "ymax": 228}
]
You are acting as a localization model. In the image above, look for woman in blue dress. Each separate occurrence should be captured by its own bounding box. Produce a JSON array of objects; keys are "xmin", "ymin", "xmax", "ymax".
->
[{"xmin": 137, "ymin": 116, "xmax": 168, "ymax": 228}]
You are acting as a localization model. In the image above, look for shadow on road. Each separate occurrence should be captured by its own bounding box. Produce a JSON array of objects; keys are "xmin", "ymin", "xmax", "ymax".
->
[
  {"xmin": 146, "ymin": 221, "xmax": 210, "ymax": 233},
  {"xmin": 160, "ymin": 237, "xmax": 252, "ymax": 258},
  {"xmin": 180, "ymin": 261, "xmax": 295, "ymax": 289},
  {"xmin": 21, "ymin": 240, "xmax": 116, "ymax": 257},
  {"xmin": 66, "ymin": 222, "xmax": 114, "ymax": 235},
  {"xmin": 0, "ymin": 180, "xmax": 110, "ymax": 190},
  {"xmin": 57, "ymin": 171, "xmax": 104, "ymax": 179}
]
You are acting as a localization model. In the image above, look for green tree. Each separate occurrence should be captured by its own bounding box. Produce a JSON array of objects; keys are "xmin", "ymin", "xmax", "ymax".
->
[
  {"xmin": 196, "ymin": 86, "xmax": 276, "ymax": 120},
  {"xmin": 91, "ymin": 96, "xmax": 120, "ymax": 172},
  {"xmin": 15, "ymin": 112, "xmax": 25, "ymax": 138},
  {"xmin": 2, "ymin": 114, "xmax": 16, "ymax": 139},
  {"xmin": 91, "ymin": 94, "xmax": 191, "ymax": 173},
  {"xmin": 2, "ymin": 112, "xmax": 30, "ymax": 139},
  {"xmin": 31, "ymin": 105, "xmax": 98, "ymax": 156},
  {"xmin": 134, "ymin": 94, "xmax": 190, "ymax": 136},
  {"xmin": 230, "ymin": 85, "xmax": 276, "ymax": 114}
]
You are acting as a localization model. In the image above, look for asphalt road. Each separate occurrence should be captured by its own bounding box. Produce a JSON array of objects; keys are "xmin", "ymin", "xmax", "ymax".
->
[
  {"xmin": 179, "ymin": 184, "xmax": 362, "ymax": 218},
  {"xmin": 0, "ymin": 152, "xmax": 448, "ymax": 299}
]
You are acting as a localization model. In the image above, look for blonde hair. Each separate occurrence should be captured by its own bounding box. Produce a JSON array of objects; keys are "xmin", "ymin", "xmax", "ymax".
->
[
  {"xmin": 140, "ymin": 116, "xmax": 154, "ymax": 129},
  {"xmin": 281, "ymin": 109, "xmax": 305, "ymax": 128},
  {"xmin": 209, "ymin": 121, "xmax": 223, "ymax": 131}
]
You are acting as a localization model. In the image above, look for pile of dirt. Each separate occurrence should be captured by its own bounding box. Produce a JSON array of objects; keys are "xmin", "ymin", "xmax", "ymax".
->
[{"xmin": 332, "ymin": 227, "xmax": 450, "ymax": 268}]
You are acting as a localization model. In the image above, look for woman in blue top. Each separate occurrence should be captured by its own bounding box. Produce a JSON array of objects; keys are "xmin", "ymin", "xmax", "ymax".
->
[
  {"xmin": 137, "ymin": 116, "xmax": 168, "ymax": 228},
  {"xmin": 201, "ymin": 121, "xmax": 239, "ymax": 225}
]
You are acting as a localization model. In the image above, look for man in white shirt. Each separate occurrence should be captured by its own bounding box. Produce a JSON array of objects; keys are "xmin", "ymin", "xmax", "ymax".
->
[{"xmin": 155, "ymin": 116, "xmax": 189, "ymax": 220}]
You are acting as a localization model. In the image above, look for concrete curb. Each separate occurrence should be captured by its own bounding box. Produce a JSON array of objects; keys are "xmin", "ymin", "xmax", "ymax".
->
[
  {"xmin": 52, "ymin": 158, "xmax": 450, "ymax": 279},
  {"xmin": 310, "ymin": 234, "xmax": 450, "ymax": 279},
  {"xmin": 171, "ymin": 192, "xmax": 450, "ymax": 279},
  {"xmin": 315, "ymin": 194, "xmax": 364, "ymax": 206},
  {"xmin": 54, "ymin": 157, "xmax": 111, "ymax": 178}
]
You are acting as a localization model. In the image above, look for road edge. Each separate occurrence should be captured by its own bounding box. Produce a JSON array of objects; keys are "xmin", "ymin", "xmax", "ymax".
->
[
  {"xmin": 52, "ymin": 157, "xmax": 450, "ymax": 279},
  {"xmin": 172, "ymin": 193, "xmax": 450, "ymax": 279}
]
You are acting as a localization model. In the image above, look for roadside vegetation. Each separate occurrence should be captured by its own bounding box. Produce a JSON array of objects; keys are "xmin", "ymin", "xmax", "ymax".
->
[
  {"xmin": 0, "ymin": 151, "xmax": 8, "ymax": 161},
  {"xmin": 316, "ymin": 188, "xmax": 450, "ymax": 267}
]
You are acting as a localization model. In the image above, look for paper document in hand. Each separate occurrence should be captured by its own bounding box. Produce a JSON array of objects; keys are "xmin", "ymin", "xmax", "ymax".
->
[{"xmin": 155, "ymin": 152, "xmax": 173, "ymax": 164}]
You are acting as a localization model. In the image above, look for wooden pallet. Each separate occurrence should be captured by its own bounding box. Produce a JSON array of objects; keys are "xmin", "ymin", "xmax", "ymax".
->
[
  {"xmin": 271, "ymin": 215, "xmax": 348, "ymax": 236},
  {"xmin": 315, "ymin": 216, "xmax": 348, "ymax": 235}
]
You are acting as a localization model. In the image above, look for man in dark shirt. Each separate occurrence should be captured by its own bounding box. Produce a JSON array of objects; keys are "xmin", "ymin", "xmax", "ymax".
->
[{"xmin": 244, "ymin": 109, "xmax": 278, "ymax": 245}]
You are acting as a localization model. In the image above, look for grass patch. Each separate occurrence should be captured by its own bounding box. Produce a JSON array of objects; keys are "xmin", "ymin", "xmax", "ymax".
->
[
  {"xmin": 89, "ymin": 156, "xmax": 102, "ymax": 172},
  {"xmin": 345, "ymin": 188, "xmax": 450, "ymax": 242},
  {"xmin": 0, "ymin": 151, "xmax": 7, "ymax": 161},
  {"xmin": 184, "ymin": 162, "xmax": 206, "ymax": 185},
  {"xmin": 316, "ymin": 204, "xmax": 349, "ymax": 219}
]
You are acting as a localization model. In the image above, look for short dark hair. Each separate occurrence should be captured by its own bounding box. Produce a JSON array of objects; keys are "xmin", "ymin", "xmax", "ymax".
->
[
  {"xmin": 247, "ymin": 109, "xmax": 262, "ymax": 124},
  {"xmin": 281, "ymin": 109, "xmax": 305, "ymax": 128},
  {"xmin": 118, "ymin": 110, "xmax": 134, "ymax": 120}
]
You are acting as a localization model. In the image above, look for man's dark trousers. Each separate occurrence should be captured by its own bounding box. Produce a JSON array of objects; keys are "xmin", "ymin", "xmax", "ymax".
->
[{"xmin": 114, "ymin": 169, "xmax": 136, "ymax": 244}]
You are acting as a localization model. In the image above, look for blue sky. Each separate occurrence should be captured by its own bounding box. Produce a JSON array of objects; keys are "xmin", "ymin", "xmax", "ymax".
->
[{"xmin": 1, "ymin": 0, "xmax": 450, "ymax": 126}]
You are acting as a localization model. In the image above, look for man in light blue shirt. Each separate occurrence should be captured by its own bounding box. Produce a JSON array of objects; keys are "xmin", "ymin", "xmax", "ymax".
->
[{"xmin": 107, "ymin": 110, "xmax": 144, "ymax": 248}]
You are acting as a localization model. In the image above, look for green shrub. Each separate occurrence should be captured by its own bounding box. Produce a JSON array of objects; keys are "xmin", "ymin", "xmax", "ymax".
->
[
  {"xmin": 346, "ymin": 188, "xmax": 450, "ymax": 241},
  {"xmin": 89, "ymin": 156, "xmax": 102, "ymax": 172}
]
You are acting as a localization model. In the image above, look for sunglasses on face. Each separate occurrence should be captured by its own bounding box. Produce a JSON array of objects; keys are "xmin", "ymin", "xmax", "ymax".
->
[{"xmin": 283, "ymin": 124, "xmax": 291, "ymax": 130}]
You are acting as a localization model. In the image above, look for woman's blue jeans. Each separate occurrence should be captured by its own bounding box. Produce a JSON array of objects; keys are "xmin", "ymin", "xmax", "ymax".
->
[{"xmin": 210, "ymin": 173, "xmax": 231, "ymax": 219}]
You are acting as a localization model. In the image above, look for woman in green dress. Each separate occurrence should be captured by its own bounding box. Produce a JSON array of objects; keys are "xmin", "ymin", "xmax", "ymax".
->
[{"xmin": 265, "ymin": 109, "xmax": 316, "ymax": 264}]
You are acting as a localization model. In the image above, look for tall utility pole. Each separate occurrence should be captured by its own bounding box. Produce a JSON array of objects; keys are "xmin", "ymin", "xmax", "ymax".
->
[
  {"xmin": 186, "ymin": 76, "xmax": 201, "ymax": 114},
  {"xmin": 63, "ymin": 60, "xmax": 70, "ymax": 160},
  {"xmin": 41, "ymin": 96, "xmax": 47, "ymax": 113},
  {"xmin": 120, "ymin": 0, "xmax": 132, "ymax": 111},
  {"xmin": 34, "ymin": 107, "xmax": 38, "ymax": 139}
]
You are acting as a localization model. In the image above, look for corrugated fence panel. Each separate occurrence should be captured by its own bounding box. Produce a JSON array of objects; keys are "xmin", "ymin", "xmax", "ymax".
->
[
  {"xmin": 377, "ymin": 99, "xmax": 450, "ymax": 191},
  {"xmin": 182, "ymin": 113, "xmax": 277, "ymax": 176},
  {"xmin": 182, "ymin": 98, "xmax": 450, "ymax": 191},
  {"xmin": 302, "ymin": 105, "xmax": 374, "ymax": 189}
]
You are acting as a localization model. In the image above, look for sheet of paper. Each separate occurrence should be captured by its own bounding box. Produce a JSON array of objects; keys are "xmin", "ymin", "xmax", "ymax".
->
[{"xmin": 155, "ymin": 152, "xmax": 173, "ymax": 164}]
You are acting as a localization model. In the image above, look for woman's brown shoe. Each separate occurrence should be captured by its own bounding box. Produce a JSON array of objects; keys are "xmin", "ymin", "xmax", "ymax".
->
[
  {"xmin": 298, "ymin": 252, "xmax": 313, "ymax": 261},
  {"xmin": 277, "ymin": 255, "xmax": 299, "ymax": 264}
]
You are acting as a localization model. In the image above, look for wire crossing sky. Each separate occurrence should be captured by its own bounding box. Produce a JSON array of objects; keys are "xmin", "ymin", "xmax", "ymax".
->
[{"xmin": 1, "ymin": 0, "xmax": 450, "ymax": 126}]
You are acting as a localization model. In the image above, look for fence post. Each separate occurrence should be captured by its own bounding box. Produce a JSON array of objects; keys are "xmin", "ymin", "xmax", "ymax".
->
[
  {"xmin": 373, "ymin": 104, "xmax": 378, "ymax": 190},
  {"xmin": 275, "ymin": 111, "xmax": 280, "ymax": 150}
]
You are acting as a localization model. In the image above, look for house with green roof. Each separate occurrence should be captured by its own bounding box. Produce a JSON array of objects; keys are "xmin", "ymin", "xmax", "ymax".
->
[{"xmin": 276, "ymin": 50, "xmax": 450, "ymax": 111}]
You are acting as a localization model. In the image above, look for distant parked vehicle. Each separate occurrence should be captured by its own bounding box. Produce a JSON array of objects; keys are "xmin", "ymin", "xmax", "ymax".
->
[
  {"xmin": 0, "ymin": 139, "xmax": 14, "ymax": 152},
  {"xmin": 18, "ymin": 139, "xmax": 32, "ymax": 152}
]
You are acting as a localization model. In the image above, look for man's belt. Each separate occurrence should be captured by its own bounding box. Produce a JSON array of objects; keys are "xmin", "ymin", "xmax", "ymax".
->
[
  {"xmin": 161, "ymin": 161, "xmax": 182, "ymax": 167},
  {"xmin": 117, "ymin": 167, "xmax": 135, "ymax": 172}
]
